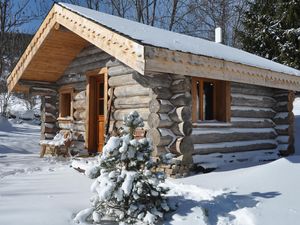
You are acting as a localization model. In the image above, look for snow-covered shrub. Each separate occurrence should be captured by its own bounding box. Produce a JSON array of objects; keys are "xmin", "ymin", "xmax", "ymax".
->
[{"xmin": 75, "ymin": 111, "xmax": 170, "ymax": 225}]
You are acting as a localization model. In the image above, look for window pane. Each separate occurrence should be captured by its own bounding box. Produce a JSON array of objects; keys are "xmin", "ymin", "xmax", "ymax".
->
[
  {"xmin": 99, "ymin": 82, "xmax": 104, "ymax": 98},
  {"xmin": 203, "ymin": 82, "xmax": 214, "ymax": 120},
  {"xmin": 196, "ymin": 81, "xmax": 201, "ymax": 121},
  {"xmin": 98, "ymin": 99, "xmax": 104, "ymax": 115},
  {"xmin": 61, "ymin": 93, "xmax": 71, "ymax": 117}
]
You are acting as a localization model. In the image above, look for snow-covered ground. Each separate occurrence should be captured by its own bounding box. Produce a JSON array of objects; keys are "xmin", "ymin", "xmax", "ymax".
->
[{"xmin": 0, "ymin": 98, "xmax": 300, "ymax": 225}]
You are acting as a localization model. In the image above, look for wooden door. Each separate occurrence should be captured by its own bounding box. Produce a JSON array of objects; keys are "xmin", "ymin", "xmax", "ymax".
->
[
  {"xmin": 96, "ymin": 77, "xmax": 105, "ymax": 152},
  {"xmin": 86, "ymin": 68, "xmax": 108, "ymax": 153}
]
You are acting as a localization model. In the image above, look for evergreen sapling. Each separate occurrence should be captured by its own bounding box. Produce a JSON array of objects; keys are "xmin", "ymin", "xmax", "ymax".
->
[{"xmin": 74, "ymin": 111, "xmax": 170, "ymax": 225}]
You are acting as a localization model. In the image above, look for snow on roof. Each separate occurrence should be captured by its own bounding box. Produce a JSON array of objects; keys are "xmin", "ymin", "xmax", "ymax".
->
[{"xmin": 59, "ymin": 2, "xmax": 300, "ymax": 77}]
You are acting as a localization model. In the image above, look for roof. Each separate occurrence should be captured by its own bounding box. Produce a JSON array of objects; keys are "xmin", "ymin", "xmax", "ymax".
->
[
  {"xmin": 7, "ymin": 3, "xmax": 300, "ymax": 92},
  {"xmin": 60, "ymin": 2, "xmax": 300, "ymax": 77}
]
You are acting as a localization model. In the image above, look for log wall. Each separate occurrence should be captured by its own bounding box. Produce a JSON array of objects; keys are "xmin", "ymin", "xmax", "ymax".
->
[
  {"xmin": 192, "ymin": 82, "xmax": 284, "ymax": 167},
  {"xmin": 40, "ymin": 45, "xmax": 112, "ymax": 152}
]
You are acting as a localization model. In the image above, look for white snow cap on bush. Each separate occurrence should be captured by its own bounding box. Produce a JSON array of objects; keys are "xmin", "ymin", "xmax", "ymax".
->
[{"xmin": 75, "ymin": 111, "xmax": 169, "ymax": 225}]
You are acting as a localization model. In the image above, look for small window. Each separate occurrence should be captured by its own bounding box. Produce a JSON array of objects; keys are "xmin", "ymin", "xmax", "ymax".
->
[
  {"xmin": 59, "ymin": 88, "xmax": 73, "ymax": 118},
  {"xmin": 192, "ymin": 77, "xmax": 230, "ymax": 122}
]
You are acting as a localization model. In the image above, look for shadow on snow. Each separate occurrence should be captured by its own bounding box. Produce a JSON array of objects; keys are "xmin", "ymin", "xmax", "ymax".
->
[{"xmin": 164, "ymin": 191, "xmax": 281, "ymax": 225}]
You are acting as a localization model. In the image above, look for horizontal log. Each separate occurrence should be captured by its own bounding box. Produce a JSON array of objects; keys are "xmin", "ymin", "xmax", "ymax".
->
[
  {"xmin": 148, "ymin": 113, "xmax": 173, "ymax": 129},
  {"xmin": 169, "ymin": 136, "xmax": 194, "ymax": 155},
  {"xmin": 74, "ymin": 91, "xmax": 86, "ymax": 101},
  {"xmin": 171, "ymin": 121, "xmax": 192, "ymax": 136},
  {"xmin": 69, "ymin": 51, "xmax": 110, "ymax": 69},
  {"xmin": 231, "ymin": 82, "xmax": 274, "ymax": 97},
  {"xmin": 149, "ymin": 99, "xmax": 174, "ymax": 113},
  {"xmin": 108, "ymin": 65, "xmax": 135, "ymax": 76},
  {"xmin": 57, "ymin": 73, "xmax": 86, "ymax": 85},
  {"xmin": 44, "ymin": 103, "xmax": 57, "ymax": 115},
  {"xmin": 114, "ymin": 96, "xmax": 151, "ymax": 109},
  {"xmin": 108, "ymin": 74, "xmax": 138, "ymax": 87},
  {"xmin": 113, "ymin": 108, "xmax": 150, "ymax": 121},
  {"xmin": 44, "ymin": 133, "xmax": 55, "ymax": 140},
  {"xmin": 230, "ymin": 118, "xmax": 275, "ymax": 128},
  {"xmin": 146, "ymin": 128, "xmax": 174, "ymax": 147},
  {"xmin": 42, "ymin": 113, "xmax": 56, "ymax": 123},
  {"xmin": 77, "ymin": 45, "xmax": 103, "ymax": 58},
  {"xmin": 169, "ymin": 106, "xmax": 191, "ymax": 122},
  {"xmin": 64, "ymin": 57, "xmax": 112, "ymax": 74},
  {"xmin": 170, "ymin": 92, "xmax": 192, "ymax": 107},
  {"xmin": 58, "ymin": 121, "xmax": 72, "ymax": 130},
  {"xmin": 106, "ymin": 59, "xmax": 121, "ymax": 67},
  {"xmin": 73, "ymin": 100, "xmax": 86, "ymax": 110},
  {"xmin": 231, "ymin": 94, "xmax": 276, "ymax": 108},
  {"xmin": 114, "ymin": 85, "xmax": 150, "ymax": 97},
  {"xmin": 191, "ymin": 128, "xmax": 277, "ymax": 144},
  {"xmin": 151, "ymin": 87, "xmax": 172, "ymax": 100},
  {"xmin": 193, "ymin": 140, "xmax": 277, "ymax": 154},
  {"xmin": 132, "ymin": 72, "xmax": 172, "ymax": 88},
  {"xmin": 231, "ymin": 107, "xmax": 276, "ymax": 118},
  {"xmin": 171, "ymin": 78, "xmax": 191, "ymax": 93},
  {"xmin": 30, "ymin": 87, "xmax": 57, "ymax": 96},
  {"xmin": 110, "ymin": 120, "xmax": 150, "ymax": 130},
  {"xmin": 73, "ymin": 123, "xmax": 86, "ymax": 132},
  {"xmin": 74, "ymin": 110, "xmax": 86, "ymax": 120},
  {"xmin": 41, "ymin": 122, "xmax": 57, "ymax": 134}
]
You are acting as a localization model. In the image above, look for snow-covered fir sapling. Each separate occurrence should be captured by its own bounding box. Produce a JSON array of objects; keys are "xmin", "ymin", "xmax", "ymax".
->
[{"xmin": 74, "ymin": 111, "xmax": 170, "ymax": 225}]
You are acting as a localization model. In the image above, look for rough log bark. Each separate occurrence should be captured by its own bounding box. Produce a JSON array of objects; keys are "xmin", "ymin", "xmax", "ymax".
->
[
  {"xmin": 231, "ymin": 108, "xmax": 275, "ymax": 118},
  {"xmin": 149, "ymin": 99, "xmax": 174, "ymax": 113},
  {"xmin": 169, "ymin": 106, "xmax": 192, "ymax": 122},
  {"xmin": 169, "ymin": 136, "xmax": 194, "ymax": 155},
  {"xmin": 146, "ymin": 128, "xmax": 174, "ymax": 147},
  {"xmin": 151, "ymin": 87, "xmax": 172, "ymax": 100},
  {"xmin": 114, "ymin": 85, "xmax": 150, "ymax": 97},
  {"xmin": 114, "ymin": 96, "xmax": 151, "ymax": 109},
  {"xmin": 113, "ymin": 108, "xmax": 150, "ymax": 121},
  {"xmin": 74, "ymin": 91, "xmax": 86, "ymax": 100},
  {"xmin": 74, "ymin": 110, "xmax": 86, "ymax": 120},
  {"xmin": 230, "ymin": 119, "xmax": 275, "ymax": 128},
  {"xmin": 148, "ymin": 113, "xmax": 173, "ymax": 129},
  {"xmin": 231, "ymin": 96, "xmax": 275, "ymax": 108},
  {"xmin": 171, "ymin": 78, "xmax": 191, "ymax": 93},
  {"xmin": 42, "ymin": 113, "xmax": 56, "ymax": 123},
  {"xmin": 109, "ymin": 74, "xmax": 138, "ymax": 87},
  {"xmin": 191, "ymin": 129, "xmax": 277, "ymax": 144},
  {"xmin": 171, "ymin": 121, "xmax": 192, "ymax": 136},
  {"xmin": 108, "ymin": 65, "xmax": 135, "ymax": 76},
  {"xmin": 170, "ymin": 92, "xmax": 192, "ymax": 107},
  {"xmin": 73, "ymin": 100, "xmax": 87, "ymax": 110},
  {"xmin": 231, "ymin": 82, "xmax": 274, "ymax": 96},
  {"xmin": 132, "ymin": 72, "xmax": 172, "ymax": 88},
  {"xmin": 193, "ymin": 142, "xmax": 277, "ymax": 154}
]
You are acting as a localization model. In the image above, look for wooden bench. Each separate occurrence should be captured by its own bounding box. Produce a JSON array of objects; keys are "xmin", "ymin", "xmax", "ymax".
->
[{"xmin": 40, "ymin": 131, "xmax": 73, "ymax": 157}]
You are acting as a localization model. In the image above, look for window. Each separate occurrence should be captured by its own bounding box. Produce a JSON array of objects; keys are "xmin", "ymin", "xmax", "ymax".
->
[
  {"xmin": 192, "ymin": 77, "xmax": 231, "ymax": 122},
  {"xmin": 59, "ymin": 88, "xmax": 73, "ymax": 118}
]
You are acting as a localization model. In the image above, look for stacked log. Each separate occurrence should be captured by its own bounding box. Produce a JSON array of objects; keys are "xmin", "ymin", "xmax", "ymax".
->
[
  {"xmin": 41, "ymin": 95, "xmax": 58, "ymax": 140},
  {"xmin": 273, "ymin": 90, "xmax": 295, "ymax": 155},
  {"xmin": 144, "ymin": 74, "xmax": 194, "ymax": 163},
  {"xmin": 191, "ymin": 82, "xmax": 278, "ymax": 166},
  {"xmin": 106, "ymin": 60, "xmax": 151, "ymax": 131},
  {"xmin": 55, "ymin": 45, "xmax": 112, "ymax": 152}
]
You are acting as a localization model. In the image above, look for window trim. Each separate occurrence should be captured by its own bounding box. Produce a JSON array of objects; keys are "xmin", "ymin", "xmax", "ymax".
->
[
  {"xmin": 58, "ymin": 87, "xmax": 74, "ymax": 120},
  {"xmin": 191, "ymin": 77, "xmax": 231, "ymax": 123}
]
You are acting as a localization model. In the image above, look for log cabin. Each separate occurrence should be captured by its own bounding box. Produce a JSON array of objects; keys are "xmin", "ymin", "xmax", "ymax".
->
[{"xmin": 7, "ymin": 3, "xmax": 300, "ymax": 169}]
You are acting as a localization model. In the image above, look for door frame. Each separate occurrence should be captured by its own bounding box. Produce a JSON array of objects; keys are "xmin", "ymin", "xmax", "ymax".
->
[{"xmin": 85, "ymin": 67, "xmax": 108, "ymax": 153}]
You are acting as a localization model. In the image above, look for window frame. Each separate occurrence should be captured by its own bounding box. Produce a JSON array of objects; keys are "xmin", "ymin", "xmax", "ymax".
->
[
  {"xmin": 58, "ymin": 87, "xmax": 74, "ymax": 120},
  {"xmin": 191, "ymin": 77, "xmax": 231, "ymax": 123}
]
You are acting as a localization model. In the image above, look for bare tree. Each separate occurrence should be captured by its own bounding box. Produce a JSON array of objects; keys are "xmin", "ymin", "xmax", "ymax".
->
[{"xmin": 0, "ymin": 0, "xmax": 40, "ymax": 116}]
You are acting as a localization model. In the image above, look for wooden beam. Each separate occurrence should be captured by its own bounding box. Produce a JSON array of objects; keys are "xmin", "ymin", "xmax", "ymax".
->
[
  {"xmin": 144, "ymin": 46, "xmax": 300, "ymax": 91},
  {"xmin": 55, "ymin": 5, "xmax": 145, "ymax": 74}
]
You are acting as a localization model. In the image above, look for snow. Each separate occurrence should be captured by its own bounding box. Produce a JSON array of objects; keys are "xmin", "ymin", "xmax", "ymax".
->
[
  {"xmin": 1, "ymin": 100, "xmax": 300, "ymax": 225},
  {"xmin": 58, "ymin": 3, "xmax": 300, "ymax": 77}
]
